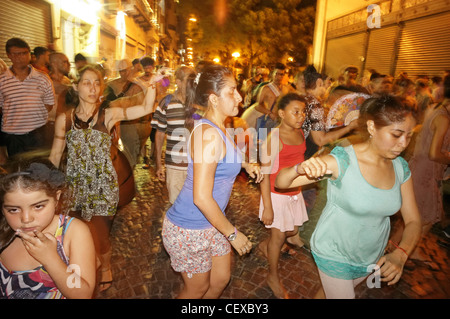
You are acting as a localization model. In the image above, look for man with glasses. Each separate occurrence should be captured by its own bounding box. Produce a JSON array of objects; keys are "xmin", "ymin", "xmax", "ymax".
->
[{"xmin": 0, "ymin": 38, "xmax": 55, "ymax": 159}]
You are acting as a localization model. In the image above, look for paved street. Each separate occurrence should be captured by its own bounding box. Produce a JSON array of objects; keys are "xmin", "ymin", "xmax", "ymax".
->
[{"xmin": 95, "ymin": 159, "xmax": 450, "ymax": 300}]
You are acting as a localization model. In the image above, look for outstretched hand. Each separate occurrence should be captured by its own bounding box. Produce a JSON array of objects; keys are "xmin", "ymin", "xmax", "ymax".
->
[{"xmin": 297, "ymin": 157, "xmax": 332, "ymax": 179}]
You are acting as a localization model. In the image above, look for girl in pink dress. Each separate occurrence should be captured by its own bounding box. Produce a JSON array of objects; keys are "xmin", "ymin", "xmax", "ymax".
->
[{"xmin": 258, "ymin": 93, "xmax": 309, "ymax": 298}]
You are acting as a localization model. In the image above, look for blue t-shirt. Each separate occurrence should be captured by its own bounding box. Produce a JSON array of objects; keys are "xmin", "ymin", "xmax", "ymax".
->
[
  {"xmin": 311, "ymin": 145, "xmax": 411, "ymax": 279},
  {"xmin": 166, "ymin": 119, "xmax": 242, "ymax": 229}
]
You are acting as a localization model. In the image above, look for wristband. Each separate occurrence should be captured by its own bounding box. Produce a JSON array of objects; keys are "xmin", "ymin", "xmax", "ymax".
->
[
  {"xmin": 389, "ymin": 240, "xmax": 408, "ymax": 258},
  {"xmin": 294, "ymin": 163, "xmax": 301, "ymax": 175}
]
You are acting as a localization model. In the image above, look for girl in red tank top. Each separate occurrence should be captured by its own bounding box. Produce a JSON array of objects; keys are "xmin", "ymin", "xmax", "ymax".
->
[{"xmin": 258, "ymin": 93, "xmax": 309, "ymax": 299}]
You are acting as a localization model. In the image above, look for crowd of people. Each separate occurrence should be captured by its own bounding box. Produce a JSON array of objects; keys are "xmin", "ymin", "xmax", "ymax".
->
[{"xmin": 0, "ymin": 36, "xmax": 448, "ymax": 299}]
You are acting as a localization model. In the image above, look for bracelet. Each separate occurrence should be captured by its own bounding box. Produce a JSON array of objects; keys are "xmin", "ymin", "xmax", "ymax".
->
[
  {"xmin": 389, "ymin": 240, "xmax": 408, "ymax": 258},
  {"xmin": 294, "ymin": 163, "xmax": 301, "ymax": 175},
  {"xmin": 227, "ymin": 227, "xmax": 237, "ymax": 241}
]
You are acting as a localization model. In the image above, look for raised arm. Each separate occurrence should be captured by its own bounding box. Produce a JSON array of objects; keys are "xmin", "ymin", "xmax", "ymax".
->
[
  {"xmin": 104, "ymin": 85, "xmax": 156, "ymax": 132},
  {"xmin": 310, "ymin": 119, "xmax": 358, "ymax": 147}
]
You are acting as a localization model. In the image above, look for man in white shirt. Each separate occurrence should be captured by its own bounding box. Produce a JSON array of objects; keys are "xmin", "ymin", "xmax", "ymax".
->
[{"xmin": 0, "ymin": 38, "xmax": 55, "ymax": 159}]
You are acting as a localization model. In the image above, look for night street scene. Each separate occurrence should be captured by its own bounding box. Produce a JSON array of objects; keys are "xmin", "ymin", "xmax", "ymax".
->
[{"xmin": 0, "ymin": 0, "xmax": 449, "ymax": 310}]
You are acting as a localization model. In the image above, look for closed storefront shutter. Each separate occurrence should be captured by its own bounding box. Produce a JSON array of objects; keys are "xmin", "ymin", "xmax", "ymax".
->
[
  {"xmin": 365, "ymin": 25, "xmax": 398, "ymax": 76},
  {"xmin": 395, "ymin": 11, "xmax": 450, "ymax": 78},
  {"xmin": 324, "ymin": 32, "xmax": 366, "ymax": 79},
  {"xmin": 126, "ymin": 42, "xmax": 136, "ymax": 60},
  {"xmin": 0, "ymin": 0, "xmax": 52, "ymax": 64},
  {"xmin": 99, "ymin": 30, "xmax": 117, "ymax": 68}
]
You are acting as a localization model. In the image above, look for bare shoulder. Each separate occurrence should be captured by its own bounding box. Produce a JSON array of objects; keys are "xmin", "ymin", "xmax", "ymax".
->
[{"xmin": 64, "ymin": 217, "xmax": 92, "ymax": 240}]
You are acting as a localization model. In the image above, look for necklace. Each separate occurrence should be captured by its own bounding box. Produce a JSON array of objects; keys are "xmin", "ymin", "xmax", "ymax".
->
[{"xmin": 74, "ymin": 107, "xmax": 100, "ymax": 129}]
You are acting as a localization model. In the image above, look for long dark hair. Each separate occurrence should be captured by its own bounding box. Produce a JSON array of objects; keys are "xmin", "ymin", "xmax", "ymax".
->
[{"xmin": 184, "ymin": 64, "xmax": 234, "ymax": 130}]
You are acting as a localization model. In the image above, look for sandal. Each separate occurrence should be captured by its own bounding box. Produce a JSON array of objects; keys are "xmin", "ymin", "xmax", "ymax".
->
[
  {"xmin": 281, "ymin": 243, "xmax": 297, "ymax": 256},
  {"xmin": 98, "ymin": 268, "xmax": 113, "ymax": 292}
]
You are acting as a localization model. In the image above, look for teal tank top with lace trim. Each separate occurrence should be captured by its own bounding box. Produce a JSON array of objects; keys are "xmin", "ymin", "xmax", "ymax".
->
[{"xmin": 311, "ymin": 145, "xmax": 411, "ymax": 280}]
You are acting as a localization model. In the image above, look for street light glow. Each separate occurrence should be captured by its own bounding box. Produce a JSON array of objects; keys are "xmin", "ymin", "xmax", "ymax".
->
[{"xmin": 232, "ymin": 51, "xmax": 240, "ymax": 58}]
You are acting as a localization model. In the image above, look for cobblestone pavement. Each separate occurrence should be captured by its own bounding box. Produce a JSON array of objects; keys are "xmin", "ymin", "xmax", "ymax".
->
[{"xmin": 95, "ymin": 162, "xmax": 450, "ymax": 300}]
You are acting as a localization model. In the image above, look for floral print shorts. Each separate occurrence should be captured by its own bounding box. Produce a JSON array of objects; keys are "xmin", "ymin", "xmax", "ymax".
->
[{"xmin": 162, "ymin": 217, "xmax": 231, "ymax": 278}]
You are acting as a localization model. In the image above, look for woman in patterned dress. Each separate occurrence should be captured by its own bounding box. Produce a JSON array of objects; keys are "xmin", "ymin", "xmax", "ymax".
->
[
  {"xmin": 49, "ymin": 65, "xmax": 156, "ymax": 292},
  {"xmin": 302, "ymin": 65, "xmax": 359, "ymax": 160}
]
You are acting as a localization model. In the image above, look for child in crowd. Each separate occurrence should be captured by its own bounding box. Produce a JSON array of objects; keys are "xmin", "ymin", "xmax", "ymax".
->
[
  {"xmin": 0, "ymin": 159, "xmax": 96, "ymax": 299},
  {"xmin": 258, "ymin": 93, "xmax": 309, "ymax": 299}
]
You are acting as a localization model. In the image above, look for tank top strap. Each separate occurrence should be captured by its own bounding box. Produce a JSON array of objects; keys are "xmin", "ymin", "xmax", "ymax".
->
[
  {"xmin": 65, "ymin": 109, "xmax": 74, "ymax": 133},
  {"xmin": 55, "ymin": 214, "xmax": 74, "ymax": 243},
  {"xmin": 278, "ymin": 128, "xmax": 305, "ymax": 147},
  {"xmin": 188, "ymin": 118, "xmax": 239, "ymax": 161},
  {"xmin": 91, "ymin": 100, "xmax": 109, "ymax": 133},
  {"xmin": 193, "ymin": 118, "xmax": 226, "ymax": 141}
]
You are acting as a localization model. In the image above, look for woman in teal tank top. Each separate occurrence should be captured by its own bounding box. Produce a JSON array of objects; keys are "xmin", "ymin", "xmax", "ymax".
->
[{"xmin": 276, "ymin": 95, "xmax": 422, "ymax": 298}]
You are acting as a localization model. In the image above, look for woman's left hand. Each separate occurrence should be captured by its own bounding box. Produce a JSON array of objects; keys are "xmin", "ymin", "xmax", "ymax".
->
[
  {"xmin": 16, "ymin": 229, "xmax": 59, "ymax": 265},
  {"xmin": 243, "ymin": 163, "xmax": 263, "ymax": 183},
  {"xmin": 376, "ymin": 250, "xmax": 408, "ymax": 286}
]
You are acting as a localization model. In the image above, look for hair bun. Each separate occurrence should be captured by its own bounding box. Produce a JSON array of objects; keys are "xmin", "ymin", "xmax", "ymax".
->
[{"xmin": 304, "ymin": 64, "xmax": 318, "ymax": 74}]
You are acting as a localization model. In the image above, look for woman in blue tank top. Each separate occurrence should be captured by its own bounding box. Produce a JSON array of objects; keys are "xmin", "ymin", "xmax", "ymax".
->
[
  {"xmin": 276, "ymin": 95, "xmax": 422, "ymax": 299},
  {"xmin": 162, "ymin": 65, "xmax": 263, "ymax": 299}
]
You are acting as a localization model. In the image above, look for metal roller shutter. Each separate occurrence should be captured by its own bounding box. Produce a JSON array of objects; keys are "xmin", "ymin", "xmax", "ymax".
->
[
  {"xmin": 395, "ymin": 11, "xmax": 450, "ymax": 78},
  {"xmin": 364, "ymin": 25, "xmax": 398, "ymax": 76},
  {"xmin": 324, "ymin": 32, "xmax": 366, "ymax": 79},
  {"xmin": 0, "ymin": 0, "xmax": 52, "ymax": 65},
  {"xmin": 99, "ymin": 30, "xmax": 117, "ymax": 67}
]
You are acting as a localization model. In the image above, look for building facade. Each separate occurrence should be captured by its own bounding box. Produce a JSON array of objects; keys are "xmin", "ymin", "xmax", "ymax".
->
[
  {"xmin": 0, "ymin": 0, "xmax": 180, "ymax": 72},
  {"xmin": 312, "ymin": 0, "xmax": 450, "ymax": 79}
]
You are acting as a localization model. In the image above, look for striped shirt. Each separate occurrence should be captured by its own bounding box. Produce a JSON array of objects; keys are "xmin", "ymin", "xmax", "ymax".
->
[
  {"xmin": 151, "ymin": 95, "xmax": 189, "ymax": 170},
  {"xmin": 0, "ymin": 66, "xmax": 55, "ymax": 134}
]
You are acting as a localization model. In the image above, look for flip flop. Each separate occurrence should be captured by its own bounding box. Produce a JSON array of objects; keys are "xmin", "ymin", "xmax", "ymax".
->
[{"xmin": 98, "ymin": 268, "xmax": 113, "ymax": 292}]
